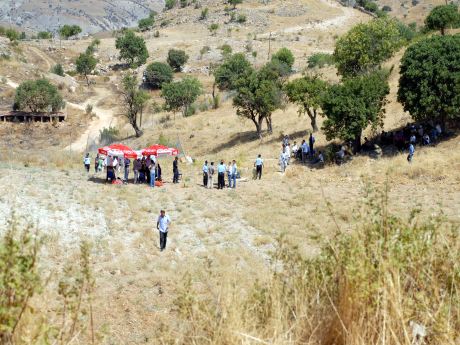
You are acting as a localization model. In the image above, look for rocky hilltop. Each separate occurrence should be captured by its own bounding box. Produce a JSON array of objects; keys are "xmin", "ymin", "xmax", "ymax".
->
[{"xmin": 0, "ymin": 0, "xmax": 164, "ymax": 34}]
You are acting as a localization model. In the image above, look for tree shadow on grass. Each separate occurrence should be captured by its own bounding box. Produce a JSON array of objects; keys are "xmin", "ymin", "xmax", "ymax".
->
[{"xmin": 210, "ymin": 130, "xmax": 261, "ymax": 153}]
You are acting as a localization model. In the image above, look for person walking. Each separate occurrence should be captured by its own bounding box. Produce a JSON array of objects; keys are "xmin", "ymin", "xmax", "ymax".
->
[
  {"xmin": 231, "ymin": 160, "xmax": 237, "ymax": 188},
  {"xmin": 202, "ymin": 160, "xmax": 209, "ymax": 187},
  {"xmin": 208, "ymin": 162, "xmax": 215, "ymax": 188},
  {"xmin": 156, "ymin": 210, "xmax": 171, "ymax": 251},
  {"xmin": 173, "ymin": 156, "xmax": 179, "ymax": 183},
  {"xmin": 309, "ymin": 133, "xmax": 315, "ymax": 156},
  {"xmin": 83, "ymin": 153, "xmax": 91, "ymax": 172},
  {"xmin": 254, "ymin": 154, "xmax": 264, "ymax": 180},
  {"xmin": 407, "ymin": 143, "xmax": 415, "ymax": 163},
  {"xmin": 217, "ymin": 160, "xmax": 226, "ymax": 189},
  {"xmin": 124, "ymin": 157, "xmax": 130, "ymax": 182},
  {"xmin": 279, "ymin": 149, "xmax": 287, "ymax": 173},
  {"xmin": 149, "ymin": 159, "xmax": 156, "ymax": 187}
]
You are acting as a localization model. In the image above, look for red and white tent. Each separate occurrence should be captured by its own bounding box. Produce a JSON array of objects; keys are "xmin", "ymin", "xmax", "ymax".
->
[
  {"xmin": 98, "ymin": 144, "xmax": 138, "ymax": 159},
  {"xmin": 141, "ymin": 144, "xmax": 179, "ymax": 157}
]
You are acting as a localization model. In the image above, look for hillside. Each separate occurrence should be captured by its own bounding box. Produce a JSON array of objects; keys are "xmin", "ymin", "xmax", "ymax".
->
[{"xmin": 0, "ymin": 0, "xmax": 459, "ymax": 344}]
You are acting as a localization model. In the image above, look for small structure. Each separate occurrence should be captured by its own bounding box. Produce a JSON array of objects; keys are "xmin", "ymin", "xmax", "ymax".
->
[{"xmin": 0, "ymin": 111, "xmax": 66, "ymax": 123}]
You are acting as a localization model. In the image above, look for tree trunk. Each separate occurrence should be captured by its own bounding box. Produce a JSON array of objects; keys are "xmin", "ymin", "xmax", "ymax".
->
[
  {"xmin": 251, "ymin": 116, "xmax": 263, "ymax": 139},
  {"xmin": 307, "ymin": 108, "xmax": 318, "ymax": 132},
  {"xmin": 441, "ymin": 27, "xmax": 445, "ymax": 36},
  {"xmin": 265, "ymin": 115, "xmax": 273, "ymax": 134},
  {"xmin": 85, "ymin": 74, "xmax": 90, "ymax": 87},
  {"xmin": 131, "ymin": 117, "xmax": 143, "ymax": 137}
]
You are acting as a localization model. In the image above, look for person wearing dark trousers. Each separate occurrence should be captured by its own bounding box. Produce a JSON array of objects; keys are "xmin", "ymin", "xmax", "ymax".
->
[
  {"xmin": 309, "ymin": 133, "xmax": 315, "ymax": 156},
  {"xmin": 254, "ymin": 154, "xmax": 264, "ymax": 179},
  {"xmin": 173, "ymin": 157, "xmax": 179, "ymax": 183},
  {"xmin": 217, "ymin": 160, "xmax": 226, "ymax": 189},
  {"xmin": 156, "ymin": 210, "xmax": 171, "ymax": 251},
  {"xmin": 202, "ymin": 160, "xmax": 209, "ymax": 187}
]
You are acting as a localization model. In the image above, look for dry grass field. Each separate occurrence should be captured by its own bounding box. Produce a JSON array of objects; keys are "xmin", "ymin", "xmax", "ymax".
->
[{"xmin": 0, "ymin": 0, "xmax": 459, "ymax": 343}]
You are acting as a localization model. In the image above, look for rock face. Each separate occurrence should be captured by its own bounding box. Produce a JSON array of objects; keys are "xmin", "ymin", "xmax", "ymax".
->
[{"xmin": 0, "ymin": 0, "xmax": 164, "ymax": 34}]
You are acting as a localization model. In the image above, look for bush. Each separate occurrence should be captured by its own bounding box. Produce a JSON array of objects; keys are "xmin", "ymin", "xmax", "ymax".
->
[
  {"xmin": 85, "ymin": 104, "xmax": 93, "ymax": 115},
  {"xmin": 200, "ymin": 7, "xmax": 209, "ymax": 20},
  {"xmin": 14, "ymin": 79, "xmax": 65, "ymax": 113},
  {"xmin": 396, "ymin": 20, "xmax": 417, "ymax": 42},
  {"xmin": 99, "ymin": 126, "xmax": 119, "ymax": 144},
  {"xmin": 154, "ymin": 30, "xmax": 160, "ymax": 37},
  {"xmin": 180, "ymin": 0, "xmax": 188, "ymax": 8},
  {"xmin": 5, "ymin": 29, "xmax": 19, "ymax": 42},
  {"xmin": 138, "ymin": 16, "xmax": 155, "ymax": 31},
  {"xmin": 237, "ymin": 14, "xmax": 247, "ymax": 23},
  {"xmin": 144, "ymin": 62, "xmax": 174, "ymax": 89},
  {"xmin": 161, "ymin": 77, "xmax": 202, "ymax": 117},
  {"xmin": 167, "ymin": 49, "xmax": 189, "ymax": 72},
  {"xmin": 59, "ymin": 24, "xmax": 81, "ymax": 39},
  {"xmin": 219, "ymin": 44, "xmax": 232, "ymax": 58},
  {"xmin": 51, "ymin": 64, "xmax": 65, "ymax": 77},
  {"xmin": 364, "ymin": 1, "xmax": 378, "ymax": 12},
  {"xmin": 382, "ymin": 5, "xmax": 392, "ymax": 11},
  {"xmin": 37, "ymin": 31, "xmax": 53, "ymax": 39},
  {"xmin": 271, "ymin": 47, "xmax": 295, "ymax": 71},
  {"xmin": 208, "ymin": 23, "xmax": 219, "ymax": 35},
  {"xmin": 165, "ymin": 0, "xmax": 177, "ymax": 10},
  {"xmin": 307, "ymin": 52, "xmax": 334, "ymax": 68}
]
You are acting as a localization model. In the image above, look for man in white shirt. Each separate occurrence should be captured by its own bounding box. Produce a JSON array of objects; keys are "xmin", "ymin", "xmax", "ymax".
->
[
  {"xmin": 156, "ymin": 210, "xmax": 171, "ymax": 251},
  {"xmin": 254, "ymin": 154, "xmax": 264, "ymax": 180},
  {"xmin": 285, "ymin": 144, "xmax": 291, "ymax": 165},
  {"xmin": 231, "ymin": 160, "xmax": 237, "ymax": 188}
]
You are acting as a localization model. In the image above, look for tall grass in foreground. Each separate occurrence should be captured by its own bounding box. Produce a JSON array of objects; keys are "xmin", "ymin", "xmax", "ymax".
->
[{"xmin": 166, "ymin": 186, "xmax": 459, "ymax": 345}]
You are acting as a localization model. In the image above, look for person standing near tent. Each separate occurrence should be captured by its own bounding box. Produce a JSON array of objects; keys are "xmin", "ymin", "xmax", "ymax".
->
[
  {"xmin": 133, "ymin": 158, "xmax": 141, "ymax": 183},
  {"xmin": 208, "ymin": 162, "xmax": 215, "ymax": 188},
  {"xmin": 156, "ymin": 209, "xmax": 171, "ymax": 251},
  {"xmin": 94, "ymin": 154, "xmax": 99, "ymax": 173},
  {"xmin": 124, "ymin": 157, "xmax": 130, "ymax": 182},
  {"xmin": 149, "ymin": 159, "xmax": 156, "ymax": 187},
  {"xmin": 83, "ymin": 153, "xmax": 91, "ymax": 172},
  {"xmin": 217, "ymin": 160, "xmax": 226, "ymax": 189},
  {"xmin": 254, "ymin": 154, "xmax": 264, "ymax": 180},
  {"xmin": 202, "ymin": 160, "xmax": 209, "ymax": 187},
  {"xmin": 173, "ymin": 156, "xmax": 179, "ymax": 183}
]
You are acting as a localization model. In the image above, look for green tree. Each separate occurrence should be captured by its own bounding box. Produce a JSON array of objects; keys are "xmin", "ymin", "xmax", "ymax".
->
[
  {"xmin": 76, "ymin": 52, "xmax": 98, "ymax": 86},
  {"xmin": 321, "ymin": 71, "xmax": 389, "ymax": 151},
  {"xmin": 233, "ymin": 68, "xmax": 283, "ymax": 138},
  {"xmin": 51, "ymin": 64, "xmax": 65, "ymax": 77},
  {"xmin": 144, "ymin": 62, "xmax": 174, "ymax": 89},
  {"xmin": 214, "ymin": 53, "xmax": 252, "ymax": 90},
  {"xmin": 59, "ymin": 25, "xmax": 82, "ymax": 39},
  {"xmin": 138, "ymin": 12, "xmax": 155, "ymax": 31},
  {"xmin": 37, "ymin": 31, "xmax": 53, "ymax": 39},
  {"xmin": 398, "ymin": 34, "xmax": 460, "ymax": 127},
  {"xmin": 161, "ymin": 77, "xmax": 202, "ymax": 117},
  {"xmin": 120, "ymin": 74, "xmax": 150, "ymax": 137},
  {"xmin": 85, "ymin": 38, "xmax": 101, "ymax": 55},
  {"xmin": 271, "ymin": 47, "xmax": 295, "ymax": 71},
  {"xmin": 424, "ymin": 4, "xmax": 460, "ymax": 35},
  {"xmin": 285, "ymin": 75, "xmax": 328, "ymax": 132},
  {"xmin": 167, "ymin": 49, "xmax": 189, "ymax": 72},
  {"xmin": 334, "ymin": 18, "xmax": 402, "ymax": 77},
  {"xmin": 14, "ymin": 79, "xmax": 65, "ymax": 113},
  {"xmin": 229, "ymin": 0, "xmax": 243, "ymax": 9},
  {"xmin": 115, "ymin": 30, "xmax": 149, "ymax": 68},
  {"xmin": 5, "ymin": 29, "xmax": 19, "ymax": 42}
]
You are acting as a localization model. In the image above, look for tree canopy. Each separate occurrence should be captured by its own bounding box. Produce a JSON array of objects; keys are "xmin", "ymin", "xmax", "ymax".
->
[
  {"xmin": 138, "ymin": 12, "xmax": 155, "ymax": 31},
  {"xmin": 214, "ymin": 53, "xmax": 252, "ymax": 91},
  {"xmin": 334, "ymin": 18, "xmax": 402, "ymax": 77},
  {"xmin": 285, "ymin": 75, "xmax": 328, "ymax": 132},
  {"xmin": 59, "ymin": 25, "xmax": 82, "ymax": 39},
  {"xmin": 144, "ymin": 62, "xmax": 174, "ymax": 89},
  {"xmin": 115, "ymin": 30, "xmax": 149, "ymax": 68},
  {"xmin": 425, "ymin": 4, "xmax": 460, "ymax": 35},
  {"xmin": 167, "ymin": 49, "xmax": 189, "ymax": 72},
  {"xmin": 398, "ymin": 34, "xmax": 460, "ymax": 126},
  {"xmin": 161, "ymin": 77, "xmax": 202, "ymax": 117},
  {"xmin": 14, "ymin": 79, "xmax": 65, "ymax": 113},
  {"xmin": 321, "ymin": 71, "xmax": 389, "ymax": 151}
]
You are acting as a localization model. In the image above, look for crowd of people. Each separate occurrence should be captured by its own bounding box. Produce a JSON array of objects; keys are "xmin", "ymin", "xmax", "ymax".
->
[
  {"xmin": 84, "ymin": 153, "xmax": 181, "ymax": 186},
  {"xmin": 278, "ymin": 134, "xmax": 324, "ymax": 171},
  {"xmin": 202, "ymin": 160, "xmax": 239, "ymax": 189}
]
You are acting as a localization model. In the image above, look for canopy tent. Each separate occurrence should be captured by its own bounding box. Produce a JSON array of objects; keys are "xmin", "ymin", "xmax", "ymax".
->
[
  {"xmin": 98, "ymin": 144, "xmax": 138, "ymax": 159},
  {"xmin": 141, "ymin": 144, "xmax": 179, "ymax": 157}
]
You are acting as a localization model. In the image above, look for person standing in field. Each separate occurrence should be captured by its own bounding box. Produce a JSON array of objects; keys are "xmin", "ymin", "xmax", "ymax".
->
[
  {"xmin": 217, "ymin": 160, "xmax": 226, "ymax": 189},
  {"xmin": 202, "ymin": 160, "xmax": 209, "ymax": 187},
  {"xmin": 133, "ymin": 158, "xmax": 141, "ymax": 183},
  {"xmin": 208, "ymin": 162, "xmax": 215, "ymax": 188},
  {"xmin": 124, "ymin": 157, "xmax": 130, "ymax": 182},
  {"xmin": 156, "ymin": 210, "xmax": 171, "ymax": 251},
  {"xmin": 149, "ymin": 158, "xmax": 156, "ymax": 187},
  {"xmin": 83, "ymin": 153, "xmax": 91, "ymax": 172},
  {"xmin": 254, "ymin": 154, "xmax": 264, "ymax": 180},
  {"xmin": 227, "ymin": 161, "xmax": 232, "ymax": 188},
  {"xmin": 231, "ymin": 160, "xmax": 237, "ymax": 188},
  {"xmin": 309, "ymin": 133, "xmax": 315, "ymax": 156},
  {"xmin": 173, "ymin": 156, "xmax": 179, "ymax": 183},
  {"xmin": 407, "ymin": 143, "xmax": 415, "ymax": 163},
  {"xmin": 94, "ymin": 154, "xmax": 99, "ymax": 173}
]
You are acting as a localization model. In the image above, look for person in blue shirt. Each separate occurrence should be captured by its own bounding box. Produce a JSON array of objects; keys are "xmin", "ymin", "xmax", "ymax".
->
[
  {"xmin": 407, "ymin": 143, "xmax": 415, "ymax": 162},
  {"xmin": 301, "ymin": 140, "xmax": 309, "ymax": 163},
  {"xmin": 254, "ymin": 154, "xmax": 264, "ymax": 180},
  {"xmin": 217, "ymin": 161, "xmax": 226, "ymax": 189},
  {"xmin": 202, "ymin": 160, "xmax": 209, "ymax": 187},
  {"xmin": 156, "ymin": 210, "xmax": 171, "ymax": 251}
]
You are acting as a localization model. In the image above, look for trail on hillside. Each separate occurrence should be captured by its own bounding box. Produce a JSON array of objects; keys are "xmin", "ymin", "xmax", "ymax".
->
[{"xmin": 26, "ymin": 46, "xmax": 55, "ymax": 71}]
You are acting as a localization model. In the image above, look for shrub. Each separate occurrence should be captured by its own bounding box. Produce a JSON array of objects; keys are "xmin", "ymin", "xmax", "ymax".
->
[
  {"xmin": 14, "ymin": 79, "xmax": 65, "ymax": 113},
  {"xmin": 307, "ymin": 52, "xmax": 334, "ymax": 68},
  {"xmin": 37, "ymin": 31, "xmax": 52, "ymax": 39},
  {"xmin": 167, "ymin": 49, "xmax": 189, "ymax": 72},
  {"xmin": 165, "ymin": 0, "xmax": 177, "ymax": 10},
  {"xmin": 144, "ymin": 61, "xmax": 174, "ymax": 89},
  {"xmin": 5, "ymin": 29, "xmax": 19, "ymax": 42},
  {"xmin": 364, "ymin": 1, "xmax": 378, "ymax": 12},
  {"xmin": 51, "ymin": 64, "xmax": 65, "ymax": 77},
  {"xmin": 59, "ymin": 24, "xmax": 81, "ymax": 39},
  {"xmin": 180, "ymin": 0, "xmax": 188, "ymax": 7},
  {"xmin": 200, "ymin": 7, "xmax": 209, "ymax": 20},
  {"xmin": 200, "ymin": 45, "xmax": 210, "ymax": 58},
  {"xmin": 154, "ymin": 30, "xmax": 160, "ymax": 37},
  {"xmin": 138, "ymin": 15, "xmax": 155, "ymax": 31},
  {"xmin": 208, "ymin": 23, "xmax": 219, "ymax": 35},
  {"xmin": 382, "ymin": 5, "xmax": 392, "ymax": 11},
  {"xmin": 237, "ymin": 14, "xmax": 247, "ymax": 23},
  {"xmin": 219, "ymin": 44, "xmax": 232, "ymax": 58},
  {"xmin": 99, "ymin": 126, "xmax": 119, "ymax": 144},
  {"xmin": 85, "ymin": 103, "xmax": 93, "ymax": 115},
  {"xmin": 271, "ymin": 47, "xmax": 295, "ymax": 71}
]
